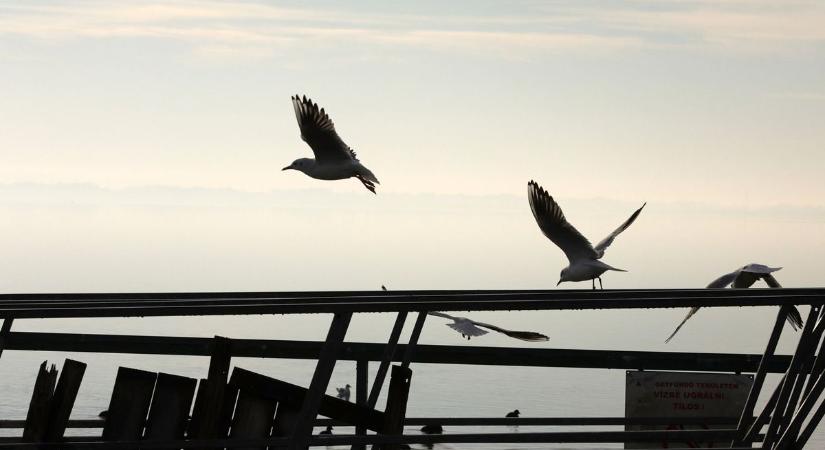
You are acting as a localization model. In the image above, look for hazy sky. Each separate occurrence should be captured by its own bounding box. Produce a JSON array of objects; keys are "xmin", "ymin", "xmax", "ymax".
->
[
  {"xmin": 0, "ymin": 1, "xmax": 824, "ymax": 347},
  {"xmin": 1, "ymin": 0, "xmax": 824, "ymax": 204}
]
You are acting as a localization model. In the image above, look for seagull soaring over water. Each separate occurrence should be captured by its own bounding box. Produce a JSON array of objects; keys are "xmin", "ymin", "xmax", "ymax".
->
[
  {"xmin": 283, "ymin": 95, "xmax": 380, "ymax": 193},
  {"xmin": 527, "ymin": 180, "xmax": 645, "ymax": 289},
  {"xmin": 427, "ymin": 311, "xmax": 549, "ymax": 342},
  {"xmin": 664, "ymin": 264, "xmax": 803, "ymax": 343},
  {"xmin": 381, "ymin": 285, "xmax": 548, "ymax": 342}
]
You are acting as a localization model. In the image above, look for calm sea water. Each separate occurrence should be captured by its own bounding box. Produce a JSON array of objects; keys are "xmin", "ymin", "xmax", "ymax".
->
[
  {"xmin": 1, "ymin": 188, "xmax": 824, "ymax": 447},
  {"xmin": 0, "ymin": 313, "xmax": 822, "ymax": 449}
]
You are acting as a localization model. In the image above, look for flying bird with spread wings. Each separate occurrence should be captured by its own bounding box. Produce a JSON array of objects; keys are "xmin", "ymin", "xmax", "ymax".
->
[
  {"xmin": 664, "ymin": 264, "xmax": 803, "ymax": 343},
  {"xmin": 527, "ymin": 180, "xmax": 645, "ymax": 289},
  {"xmin": 380, "ymin": 286, "xmax": 548, "ymax": 342},
  {"xmin": 283, "ymin": 95, "xmax": 380, "ymax": 193},
  {"xmin": 428, "ymin": 311, "xmax": 549, "ymax": 342}
]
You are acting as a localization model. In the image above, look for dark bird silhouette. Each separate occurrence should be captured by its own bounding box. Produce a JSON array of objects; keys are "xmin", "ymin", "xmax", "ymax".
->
[
  {"xmin": 528, "ymin": 180, "xmax": 645, "ymax": 289},
  {"xmin": 506, "ymin": 409, "xmax": 520, "ymax": 418},
  {"xmin": 319, "ymin": 425, "xmax": 333, "ymax": 435},
  {"xmin": 420, "ymin": 424, "xmax": 444, "ymax": 434},
  {"xmin": 283, "ymin": 95, "xmax": 379, "ymax": 193},
  {"xmin": 428, "ymin": 311, "xmax": 549, "ymax": 342},
  {"xmin": 665, "ymin": 264, "xmax": 803, "ymax": 343},
  {"xmin": 336, "ymin": 384, "xmax": 351, "ymax": 401}
]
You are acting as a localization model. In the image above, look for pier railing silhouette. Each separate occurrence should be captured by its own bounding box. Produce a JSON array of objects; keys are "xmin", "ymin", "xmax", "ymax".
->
[{"xmin": 1, "ymin": 288, "xmax": 824, "ymax": 449}]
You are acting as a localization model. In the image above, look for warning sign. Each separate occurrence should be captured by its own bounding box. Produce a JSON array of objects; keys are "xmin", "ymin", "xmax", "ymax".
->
[{"xmin": 625, "ymin": 371, "xmax": 753, "ymax": 449}]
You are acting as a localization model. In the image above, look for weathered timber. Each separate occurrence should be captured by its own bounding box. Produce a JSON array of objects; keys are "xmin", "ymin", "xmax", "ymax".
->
[
  {"xmin": 380, "ymin": 365, "xmax": 412, "ymax": 450},
  {"xmin": 228, "ymin": 368, "xmax": 385, "ymax": 432},
  {"xmin": 43, "ymin": 359, "xmax": 86, "ymax": 441},
  {"xmin": 143, "ymin": 373, "xmax": 197, "ymax": 441},
  {"xmin": 22, "ymin": 362, "xmax": 57, "ymax": 442},
  {"xmin": 228, "ymin": 391, "xmax": 277, "ymax": 450},
  {"xmin": 101, "ymin": 367, "xmax": 157, "ymax": 441}
]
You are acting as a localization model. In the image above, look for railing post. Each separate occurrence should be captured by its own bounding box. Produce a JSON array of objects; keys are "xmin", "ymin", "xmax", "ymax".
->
[
  {"xmin": 0, "ymin": 318, "xmax": 13, "ymax": 361},
  {"xmin": 289, "ymin": 312, "xmax": 352, "ymax": 449},
  {"xmin": 762, "ymin": 304, "xmax": 822, "ymax": 449},
  {"xmin": 732, "ymin": 305, "xmax": 788, "ymax": 447},
  {"xmin": 352, "ymin": 359, "xmax": 368, "ymax": 450},
  {"xmin": 367, "ymin": 312, "xmax": 407, "ymax": 409}
]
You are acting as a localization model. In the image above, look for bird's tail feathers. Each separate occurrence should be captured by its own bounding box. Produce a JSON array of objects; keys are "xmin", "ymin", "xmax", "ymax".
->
[
  {"xmin": 787, "ymin": 306, "xmax": 804, "ymax": 331},
  {"xmin": 665, "ymin": 307, "xmax": 700, "ymax": 343},
  {"xmin": 355, "ymin": 175, "xmax": 377, "ymax": 194}
]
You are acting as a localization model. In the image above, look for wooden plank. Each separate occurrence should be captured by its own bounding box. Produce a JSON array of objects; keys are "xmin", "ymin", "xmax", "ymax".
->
[
  {"xmin": 43, "ymin": 359, "xmax": 86, "ymax": 441},
  {"xmin": 289, "ymin": 312, "xmax": 352, "ymax": 449},
  {"xmin": 352, "ymin": 359, "xmax": 368, "ymax": 450},
  {"xmin": 228, "ymin": 367, "xmax": 385, "ymax": 431},
  {"xmin": 22, "ymin": 361, "xmax": 57, "ymax": 442},
  {"xmin": 188, "ymin": 336, "xmax": 231, "ymax": 440},
  {"xmin": 101, "ymin": 367, "xmax": 157, "ymax": 441},
  {"xmin": 367, "ymin": 312, "xmax": 407, "ymax": 408},
  {"xmin": 144, "ymin": 373, "xmax": 197, "ymax": 441},
  {"xmin": 381, "ymin": 365, "xmax": 412, "ymax": 450},
  {"xmin": 228, "ymin": 391, "xmax": 277, "ymax": 450},
  {"xmin": 0, "ymin": 318, "xmax": 13, "ymax": 360}
]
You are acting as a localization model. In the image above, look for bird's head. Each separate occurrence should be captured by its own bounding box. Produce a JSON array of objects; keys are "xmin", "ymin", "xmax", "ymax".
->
[
  {"xmin": 346, "ymin": 384, "xmax": 351, "ymax": 388},
  {"xmin": 557, "ymin": 268, "xmax": 570, "ymax": 286},
  {"xmin": 282, "ymin": 158, "xmax": 313, "ymax": 173}
]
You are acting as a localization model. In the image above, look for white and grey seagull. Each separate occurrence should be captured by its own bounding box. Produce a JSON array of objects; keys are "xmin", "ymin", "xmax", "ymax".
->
[
  {"xmin": 380, "ymin": 286, "xmax": 548, "ymax": 342},
  {"xmin": 427, "ymin": 311, "xmax": 549, "ymax": 342},
  {"xmin": 664, "ymin": 264, "xmax": 803, "ymax": 343},
  {"xmin": 283, "ymin": 95, "xmax": 380, "ymax": 193},
  {"xmin": 527, "ymin": 180, "xmax": 645, "ymax": 289}
]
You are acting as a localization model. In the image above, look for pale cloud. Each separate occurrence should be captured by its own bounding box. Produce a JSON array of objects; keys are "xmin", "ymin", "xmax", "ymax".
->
[{"xmin": 0, "ymin": 0, "xmax": 823, "ymax": 58}]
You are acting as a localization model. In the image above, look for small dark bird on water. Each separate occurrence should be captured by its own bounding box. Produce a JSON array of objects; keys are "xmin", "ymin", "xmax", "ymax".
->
[
  {"xmin": 506, "ymin": 409, "xmax": 520, "ymax": 418},
  {"xmin": 420, "ymin": 424, "xmax": 444, "ymax": 434},
  {"xmin": 319, "ymin": 425, "xmax": 333, "ymax": 435}
]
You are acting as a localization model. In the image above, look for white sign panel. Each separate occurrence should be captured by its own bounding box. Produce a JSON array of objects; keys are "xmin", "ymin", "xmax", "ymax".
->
[{"xmin": 625, "ymin": 370, "xmax": 753, "ymax": 449}]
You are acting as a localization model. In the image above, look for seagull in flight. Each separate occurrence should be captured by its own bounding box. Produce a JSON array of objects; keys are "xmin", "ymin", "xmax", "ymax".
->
[
  {"xmin": 427, "ymin": 311, "xmax": 549, "ymax": 342},
  {"xmin": 664, "ymin": 264, "xmax": 803, "ymax": 343},
  {"xmin": 283, "ymin": 95, "xmax": 380, "ymax": 193},
  {"xmin": 527, "ymin": 180, "xmax": 645, "ymax": 289},
  {"xmin": 380, "ymin": 285, "xmax": 548, "ymax": 342}
]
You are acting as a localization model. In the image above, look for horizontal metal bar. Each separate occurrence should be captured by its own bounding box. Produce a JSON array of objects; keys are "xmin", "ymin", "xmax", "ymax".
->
[
  {"xmin": 0, "ymin": 429, "xmax": 756, "ymax": 448},
  {"xmin": 0, "ymin": 416, "xmax": 747, "ymax": 429},
  {"xmin": 1, "ymin": 332, "xmax": 794, "ymax": 372},
  {"xmin": 0, "ymin": 288, "xmax": 821, "ymax": 319}
]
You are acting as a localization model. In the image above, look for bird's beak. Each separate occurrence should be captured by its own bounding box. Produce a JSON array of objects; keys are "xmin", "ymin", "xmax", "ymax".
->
[
  {"xmin": 282, "ymin": 165, "xmax": 292, "ymax": 171},
  {"xmin": 556, "ymin": 280, "xmax": 562, "ymax": 286}
]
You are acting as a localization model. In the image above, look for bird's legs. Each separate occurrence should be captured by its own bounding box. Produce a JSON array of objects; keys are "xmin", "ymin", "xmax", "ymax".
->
[
  {"xmin": 592, "ymin": 278, "xmax": 596, "ymax": 290},
  {"xmin": 598, "ymin": 277, "xmax": 603, "ymax": 290}
]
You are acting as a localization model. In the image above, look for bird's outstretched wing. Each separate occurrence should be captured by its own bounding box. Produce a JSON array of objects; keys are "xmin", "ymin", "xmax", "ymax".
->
[
  {"xmin": 528, "ymin": 181, "xmax": 598, "ymax": 263},
  {"xmin": 472, "ymin": 321, "xmax": 550, "ymax": 342},
  {"xmin": 666, "ymin": 264, "xmax": 799, "ymax": 343},
  {"xmin": 594, "ymin": 203, "xmax": 646, "ymax": 258},
  {"xmin": 446, "ymin": 321, "xmax": 489, "ymax": 338},
  {"xmin": 291, "ymin": 95, "xmax": 358, "ymax": 163},
  {"xmin": 664, "ymin": 307, "xmax": 700, "ymax": 343},
  {"xmin": 732, "ymin": 264, "xmax": 781, "ymax": 288}
]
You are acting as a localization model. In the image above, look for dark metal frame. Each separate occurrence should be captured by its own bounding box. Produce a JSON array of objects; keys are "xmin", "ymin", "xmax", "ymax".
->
[{"xmin": 2, "ymin": 288, "xmax": 825, "ymax": 448}]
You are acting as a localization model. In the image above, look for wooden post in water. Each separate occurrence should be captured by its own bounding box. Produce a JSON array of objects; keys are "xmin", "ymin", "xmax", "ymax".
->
[
  {"xmin": 22, "ymin": 362, "xmax": 57, "ymax": 442},
  {"xmin": 189, "ymin": 336, "xmax": 233, "ymax": 441},
  {"xmin": 380, "ymin": 365, "xmax": 413, "ymax": 450}
]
